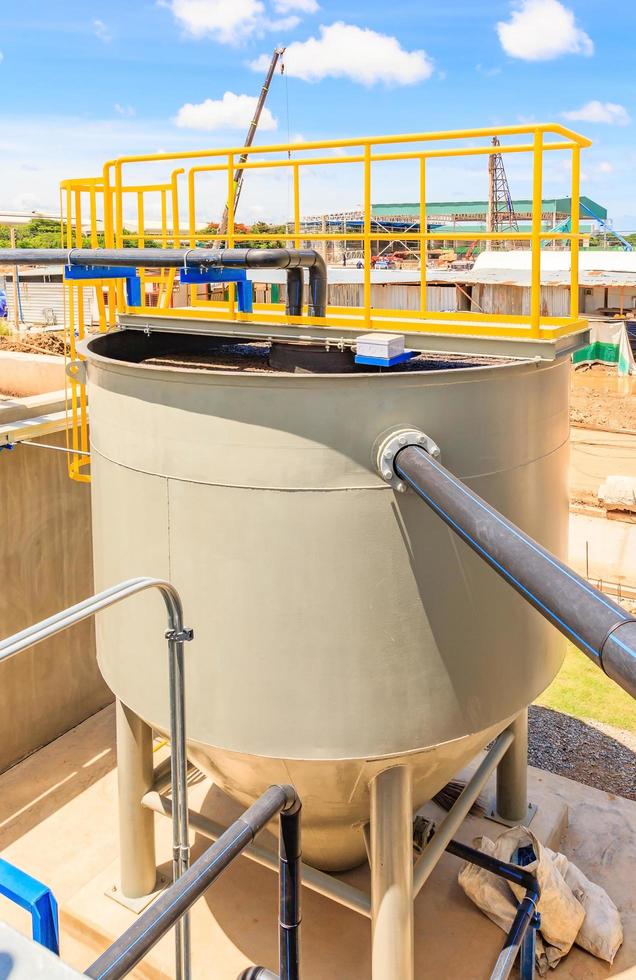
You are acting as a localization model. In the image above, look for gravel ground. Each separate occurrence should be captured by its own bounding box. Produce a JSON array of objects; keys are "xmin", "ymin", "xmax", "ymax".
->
[{"xmin": 528, "ymin": 704, "xmax": 636, "ymax": 801}]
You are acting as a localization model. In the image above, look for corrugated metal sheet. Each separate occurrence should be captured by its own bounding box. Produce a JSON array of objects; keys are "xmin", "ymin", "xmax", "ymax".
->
[
  {"xmin": 327, "ymin": 282, "xmax": 458, "ymax": 312},
  {"xmin": 472, "ymin": 284, "xmax": 571, "ymax": 317},
  {"xmin": 5, "ymin": 281, "xmax": 95, "ymax": 328}
]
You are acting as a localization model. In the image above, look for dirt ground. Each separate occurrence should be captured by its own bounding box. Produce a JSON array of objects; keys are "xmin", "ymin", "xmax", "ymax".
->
[
  {"xmin": 0, "ymin": 331, "xmax": 68, "ymax": 356},
  {"xmin": 570, "ymin": 364, "xmax": 636, "ymax": 431}
]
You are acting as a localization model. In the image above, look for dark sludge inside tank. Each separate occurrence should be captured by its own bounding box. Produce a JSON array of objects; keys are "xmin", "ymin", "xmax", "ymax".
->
[{"xmin": 87, "ymin": 330, "xmax": 515, "ymax": 375}]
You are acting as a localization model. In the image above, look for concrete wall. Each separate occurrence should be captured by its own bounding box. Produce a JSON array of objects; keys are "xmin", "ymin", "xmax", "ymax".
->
[
  {"xmin": 0, "ymin": 352, "xmax": 66, "ymax": 398},
  {"xmin": 0, "ymin": 396, "xmax": 112, "ymax": 773}
]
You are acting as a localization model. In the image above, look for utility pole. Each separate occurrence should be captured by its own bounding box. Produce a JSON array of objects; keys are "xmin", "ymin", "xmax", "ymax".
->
[{"xmin": 218, "ymin": 46, "xmax": 286, "ymax": 239}]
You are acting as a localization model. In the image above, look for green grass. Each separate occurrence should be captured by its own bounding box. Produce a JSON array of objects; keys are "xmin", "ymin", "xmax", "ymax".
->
[{"xmin": 535, "ymin": 643, "xmax": 636, "ymax": 733}]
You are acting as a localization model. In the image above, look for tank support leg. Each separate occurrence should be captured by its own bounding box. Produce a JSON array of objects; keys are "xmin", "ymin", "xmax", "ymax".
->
[
  {"xmin": 495, "ymin": 709, "xmax": 531, "ymax": 824},
  {"xmin": 370, "ymin": 766, "xmax": 414, "ymax": 980},
  {"xmin": 115, "ymin": 699, "xmax": 158, "ymax": 898}
]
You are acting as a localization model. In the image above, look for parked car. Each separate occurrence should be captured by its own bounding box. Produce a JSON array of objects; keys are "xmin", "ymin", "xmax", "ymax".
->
[{"xmin": 0, "ymin": 289, "xmax": 7, "ymax": 317}]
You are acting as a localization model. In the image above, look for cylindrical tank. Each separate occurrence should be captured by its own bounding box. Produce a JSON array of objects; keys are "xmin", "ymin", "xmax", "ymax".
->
[{"xmin": 82, "ymin": 331, "xmax": 569, "ymax": 871}]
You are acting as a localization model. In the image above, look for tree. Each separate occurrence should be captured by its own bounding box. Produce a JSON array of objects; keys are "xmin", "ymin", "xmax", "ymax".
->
[{"xmin": 199, "ymin": 220, "xmax": 287, "ymax": 248}]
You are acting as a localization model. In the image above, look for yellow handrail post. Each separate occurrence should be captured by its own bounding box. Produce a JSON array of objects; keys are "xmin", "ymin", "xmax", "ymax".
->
[
  {"xmin": 293, "ymin": 163, "xmax": 301, "ymax": 251},
  {"xmin": 530, "ymin": 130, "xmax": 543, "ymax": 337},
  {"xmin": 364, "ymin": 143, "xmax": 371, "ymax": 328},
  {"xmin": 419, "ymin": 157, "xmax": 427, "ymax": 314},
  {"xmin": 227, "ymin": 154, "xmax": 236, "ymax": 316},
  {"xmin": 570, "ymin": 145, "xmax": 580, "ymax": 319}
]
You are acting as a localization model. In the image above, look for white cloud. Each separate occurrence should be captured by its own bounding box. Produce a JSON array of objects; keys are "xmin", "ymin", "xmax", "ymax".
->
[
  {"xmin": 0, "ymin": 52, "xmax": 4, "ymax": 63},
  {"xmin": 274, "ymin": 0, "xmax": 318, "ymax": 11},
  {"xmin": 563, "ymin": 100, "xmax": 630, "ymax": 126},
  {"xmin": 596, "ymin": 161, "xmax": 613, "ymax": 173},
  {"xmin": 114, "ymin": 104, "xmax": 136, "ymax": 117},
  {"xmin": 251, "ymin": 22, "xmax": 433, "ymax": 86},
  {"xmin": 496, "ymin": 0, "xmax": 593, "ymax": 61},
  {"xmin": 165, "ymin": 0, "xmax": 301, "ymax": 43},
  {"xmin": 166, "ymin": 0, "xmax": 263, "ymax": 42},
  {"xmin": 174, "ymin": 91, "xmax": 278, "ymax": 130},
  {"xmin": 93, "ymin": 19, "xmax": 112, "ymax": 43}
]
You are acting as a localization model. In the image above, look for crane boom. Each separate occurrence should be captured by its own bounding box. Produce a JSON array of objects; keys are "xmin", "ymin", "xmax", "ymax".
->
[{"xmin": 218, "ymin": 46, "xmax": 285, "ymax": 238}]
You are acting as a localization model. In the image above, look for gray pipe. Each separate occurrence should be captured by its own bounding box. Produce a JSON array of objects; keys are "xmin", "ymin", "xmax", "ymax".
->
[
  {"xmin": 85, "ymin": 785, "xmax": 299, "ymax": 980},
  {"xmin": 393, "ymin": 445, "xmax": 636, "ymax": 700},
  {"xmin": 0, "ymin": 247, "xmax": 328, "ymax": 317}
]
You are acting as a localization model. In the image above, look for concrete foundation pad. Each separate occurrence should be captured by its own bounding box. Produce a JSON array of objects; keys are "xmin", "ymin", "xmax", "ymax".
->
[{"xmin": 0, "ymin": 704, "xmax": 634, "ymax": 979}]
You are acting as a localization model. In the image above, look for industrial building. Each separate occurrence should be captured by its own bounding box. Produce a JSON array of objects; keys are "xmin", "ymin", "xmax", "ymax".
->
[{"xmin": 298, "ymin": 196, "xmax": 608, "ymax": 263}]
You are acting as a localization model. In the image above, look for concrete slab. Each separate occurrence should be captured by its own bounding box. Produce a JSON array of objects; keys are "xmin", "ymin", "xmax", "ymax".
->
[{"xmin": 0, "ymin": 705, "xmax": 634, "ymax": 979}]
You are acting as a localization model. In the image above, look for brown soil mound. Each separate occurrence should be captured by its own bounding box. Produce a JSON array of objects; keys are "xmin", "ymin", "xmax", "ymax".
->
[{"xmin": 0, "ymin": 332, "xmax": 69, "ymax": 356}]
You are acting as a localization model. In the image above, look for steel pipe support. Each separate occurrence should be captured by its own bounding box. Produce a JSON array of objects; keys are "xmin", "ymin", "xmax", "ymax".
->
[
  {"xmin": 495, "ymin": 710, "xmax": 530, "ymax": 825},
  {"xmin": 370, "ymin": 766, "xmax": 414, "ymax": 980},
  {"xmin": 115, "ymin": 701, "xmax": 157, "ymax": 899},
  {"xmin": 141, "ymin": 789, "xmax": 372, "ymax": 917},
  {"xmin": 413, "ymin": 729, "xmax": 514, "ymax": 897}
]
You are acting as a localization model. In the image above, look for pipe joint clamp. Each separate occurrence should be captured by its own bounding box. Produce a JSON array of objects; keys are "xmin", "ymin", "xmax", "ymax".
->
[{"xmin": 374, "ymin": 427, "xmax": 441, "ymax": 493}]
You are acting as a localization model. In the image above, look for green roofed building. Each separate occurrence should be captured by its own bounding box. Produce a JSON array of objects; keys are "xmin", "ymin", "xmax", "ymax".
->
[{"xmin": 298, "ymin": 197, "xmax": 608, "ymax": 261}]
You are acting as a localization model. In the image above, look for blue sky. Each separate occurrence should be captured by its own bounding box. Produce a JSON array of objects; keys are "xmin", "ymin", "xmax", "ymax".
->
[{"xmin": 1, "ymin": 0, "xmax": 635, "ymax": 227}]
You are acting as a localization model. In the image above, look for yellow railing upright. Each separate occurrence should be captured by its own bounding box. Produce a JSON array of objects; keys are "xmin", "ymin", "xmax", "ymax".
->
[{"xmin": 61, "ymin": 122, "xmax": 591, "ymax": 481}]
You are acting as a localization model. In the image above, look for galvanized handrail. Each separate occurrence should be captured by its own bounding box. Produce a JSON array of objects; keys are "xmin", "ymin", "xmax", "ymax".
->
[
  {"xmin": 0, "ymin": 577, "xmax": 193, "ymax": 980},
  {"xmin": 85, "ymin": 785, "xmax": 301, "ymax": 980}
]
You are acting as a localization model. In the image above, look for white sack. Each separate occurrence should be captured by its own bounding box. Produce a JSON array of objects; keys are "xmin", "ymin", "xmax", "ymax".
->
[{"xmin": 457, "ymin": 825, "xmax": 622, "ymax": 970}]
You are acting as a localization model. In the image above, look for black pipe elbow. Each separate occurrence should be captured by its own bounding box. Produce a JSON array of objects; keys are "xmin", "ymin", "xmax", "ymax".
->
[
  {"xmin": 308, "ymin": 252, "xmax": 327, "ymax": 318},
  {"xmin": 285, "ymin": 267, "xmax": 304, "ymax": 316}
]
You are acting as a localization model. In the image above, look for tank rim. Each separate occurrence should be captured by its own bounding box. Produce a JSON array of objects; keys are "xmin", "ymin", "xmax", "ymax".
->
[{"xmin": 78, "ymin": 330, "xmax": 540, "ymax": 383}]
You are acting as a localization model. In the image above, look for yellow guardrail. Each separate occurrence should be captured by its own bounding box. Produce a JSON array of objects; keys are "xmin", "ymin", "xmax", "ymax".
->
[{"xmin": 61, "ymin": 123, "xmax": 591, "ymax": 480}]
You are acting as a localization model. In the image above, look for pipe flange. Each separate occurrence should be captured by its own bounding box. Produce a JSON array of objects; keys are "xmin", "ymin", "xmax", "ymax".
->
[{"xmin": 375, "ymin": 427, "xmax": 441, "ymax": 493}]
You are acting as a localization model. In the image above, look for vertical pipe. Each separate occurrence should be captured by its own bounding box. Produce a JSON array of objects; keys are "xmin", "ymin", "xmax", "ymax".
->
[
  {"xmin": 279, "ymin": 802, "xmax": 301, "ymax": 980},
  {"xmin": 570, "ymin": 145, "xmax": 580, "ymax": 320},
  {"xmin": 496, "ymin": 710, "xmax": 529, "ymax": 824},
  {"xmin": 419, "ymin": 157, "xmax": 427, "ymax": 314},
  {"xmin": 370, "ymin": 766, "xmax": 414, "ymax": 980},
  {"xmin": 115, "ymin": 699, "xmax": 157, "ymax": 899},
  {"xmin": 167, "ymin": 632, "xmax": 190, "ymax": 980},
  {"xmin": 530, "ymin": 130, "xmax": 543, "ymax": 337}
]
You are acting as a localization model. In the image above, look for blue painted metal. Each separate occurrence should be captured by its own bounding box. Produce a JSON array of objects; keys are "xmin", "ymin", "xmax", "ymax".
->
[
  {"xmin": 580, "ymin": 202, "xmax": 633, "ymax": 251},
  {"xmin": 179, "ymin": 267, "xmax": 253, "ymax": 313},
  {"xmin": 0, "ymin": 858, "xmax": 59, "ymax": 954},
  {"xmin": 64, "ymin": 265, "xmax": 142, "ymax": 306},
  {"xmin": 354, "ymin": 351, "xmax": 416, "ymax": 368}
]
